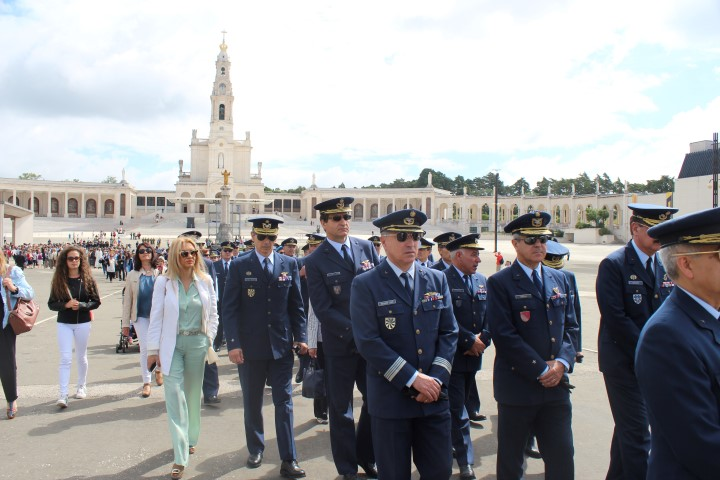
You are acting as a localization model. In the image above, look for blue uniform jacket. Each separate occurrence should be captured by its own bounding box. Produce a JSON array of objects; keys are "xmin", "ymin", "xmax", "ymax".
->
[
  {"xmin": 222, "ymin": 252, "xmax": 306, "ymax": 360},
  {"xmin": 213, "ymin": 259, "xmax": 230, "ymax": 312},
  {"xmin": 635, "ymin": 287, "xmax": 720, "ymax": 479},
  {"xmin": 597, "ymin": 242, "xmax": 673, "ymax": 377},
  {"xmin": 487, "ymin": 262, "xmax": 578, "ymax": 406},
  {"xmin": 304, "ymin": 237, "xmax": 380, "ymax": 356},
  {"xmin": 350, "ymin": 261, "xmax": 458, "ymax": 419},
  {"xmin": 443, "ymin": 266, "xmax": 491, "ymax": 373},
  {"xmin": 561, "ymin": 269, "xmax": 582, "ymax": 351}
]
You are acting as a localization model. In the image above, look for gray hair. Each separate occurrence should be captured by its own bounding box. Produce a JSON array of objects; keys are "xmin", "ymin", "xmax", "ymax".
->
[{"xmin": 659, "ymin": 244, "xmax": 708, "ymax": 281}]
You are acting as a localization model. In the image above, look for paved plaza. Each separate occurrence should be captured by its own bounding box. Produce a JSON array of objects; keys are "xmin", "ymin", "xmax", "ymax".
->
[{"xmin": 3, "ymin": 239, "xmax": 619, "ymax": 479}]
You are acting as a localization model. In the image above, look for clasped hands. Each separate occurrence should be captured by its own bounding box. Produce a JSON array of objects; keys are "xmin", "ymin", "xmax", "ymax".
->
[
  {"xmin": 463, "ymin": 335, "xmax": 486, "ymax": 357},
  {"xmin": 539, "ymin": 360, "xmax": 565, "ymax": 388},
  {"xmin": 411, "ymin": 373, "xmax": 441, "ymax": 403}
]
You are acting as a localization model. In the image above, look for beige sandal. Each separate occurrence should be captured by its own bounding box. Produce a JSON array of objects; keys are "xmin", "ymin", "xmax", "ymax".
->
[
  {"xmin": 189, "ymin": 445, "xmax": 195, "ymax": 455},
  {"xmin": 155, "ymin": 370, "xmax": 164, "ymax": 386},
  {"xmin": 141, "ymin": 383, "xmax": 151, "ymax": 398},
  {"xmin": 170, "ymin": 464, "xmax": 184, "ymax": 479}
]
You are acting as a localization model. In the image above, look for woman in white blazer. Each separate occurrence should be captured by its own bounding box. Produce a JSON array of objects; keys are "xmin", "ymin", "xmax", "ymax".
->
[
  {"xmin": 146, "ymin": 237, "xmax": 218, "ymax": 480},
  {"xmin": 121, "ymin": 243, "xmax": 159, "ymax": 397}
]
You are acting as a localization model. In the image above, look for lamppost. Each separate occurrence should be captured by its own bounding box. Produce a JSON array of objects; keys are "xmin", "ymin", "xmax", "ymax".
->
[
  {"xmin": 713, "ymin": 132, "xmax": 718, "ymax": 208},
  {"xmin": 493, "ymin": 169, "xmax": 499, "ymax": 253}
]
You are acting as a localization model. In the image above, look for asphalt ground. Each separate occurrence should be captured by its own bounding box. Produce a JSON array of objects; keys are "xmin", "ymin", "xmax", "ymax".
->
[{"xmin": 3, "ymin": 241, "xmax": 619, "ymax": 479}]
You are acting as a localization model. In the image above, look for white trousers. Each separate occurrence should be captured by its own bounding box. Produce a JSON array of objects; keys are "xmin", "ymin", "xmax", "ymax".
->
[
  {"xmin": 57, "ymin": 322, "xmax": 92, "ymax": 396},
  {"xmin": 133, "ymin": 317, "xmax": 151, "ymax": 384}
]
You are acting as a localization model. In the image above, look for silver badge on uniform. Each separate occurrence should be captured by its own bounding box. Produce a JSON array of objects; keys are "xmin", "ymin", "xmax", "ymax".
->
[
  {"xmin": 633, "ymin": 294, "xmax": 642, "ymax": 304},
  {"xmin": 385, "ymin": 317, "xmax": 396, "ymax": 330},
  {"xmin": 333, "ymin": 285, "xmax": 342, "ymax": 295}
]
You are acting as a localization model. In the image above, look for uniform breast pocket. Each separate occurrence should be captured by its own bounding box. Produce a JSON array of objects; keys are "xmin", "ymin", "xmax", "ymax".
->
[
  {"xmin": 323, "ymin": 273, "xmax": 351, "ymax": 296},
  {"xmin": 550, "ymin": 294, "xmax": 567, "ymax": 308},
  {"xmin": 376, "ymin": 303, "xmax": 409, "ymax": 337},
  {"xmin": 624, "ymin": 283, "xmax": 647, "ymax": 308},
  {"xmin": 277, "ymin": 280, "xmax": 292, "ymax": 288},
  {"xmin": 511, "ymin": 297, "xmax": 543, "ymax": 326}
]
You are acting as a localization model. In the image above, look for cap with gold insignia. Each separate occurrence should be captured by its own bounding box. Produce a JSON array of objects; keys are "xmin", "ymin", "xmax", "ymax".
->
[
  {"xmin": 247, "ymin": 215, "xmax": 283, "ymax": 235},
  {"xmin": 543, "ymin": 240, "xmax": 569, "ymax": 269},
  {"xmin": 220, "ymin": 241, "xmax": 232, "ymax": 250},
  {"xmin": 433, "ymin": 232, "xmax": 461, "ymax": 247},
  {"xmin": 368, "ymin": 235, "xmax": 381, "ymax": 246},
  {"xmin": 305, "ymin": 233, "xmax": 326, "ymax": 245},
  {"xmin": 504, "ymin": 211, "xmax": 552, "ymax": 235},
  {"xmin": 243, "ymin": 239, "xmax": 255, "ymax": 248},
  {"xmin": 446, "ymin": 233, "xmax": 485, "ymax": 252},
  {"xmin": 301, "ymin": 244, "xmax": 309, "ymax": 252},
  {"xmin": 629, "ymin": 203, "xmax": 678, "ymax": 227},
  {"xmin": 281, "ymin": 237, "xmax": 298, "ymax": 246},
  {"xmin": 372, "ymin": 208, "xmax": 427, "ymax": 233},
  {"xmin": 419, "ymin": 237, "xmax": 435, "ymax": 250},
  {"xmin": 647, "ymin": 206, "xmax": 720, "ymax": 247},
  {"xmin": 314, "ymin": 197, "xmax": 354, "ymax": 215}
]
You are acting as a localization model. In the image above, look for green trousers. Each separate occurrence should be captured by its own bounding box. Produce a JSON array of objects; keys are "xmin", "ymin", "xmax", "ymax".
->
[{"xmin": 164, "ymin": 334, "xmax": 209, "ymax": 466}]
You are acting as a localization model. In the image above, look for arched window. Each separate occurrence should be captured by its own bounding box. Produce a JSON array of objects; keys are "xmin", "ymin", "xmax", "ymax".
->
[
  {"xmin": 51, "ymin": 197, "xmax": 59, "ymax": 214},
  {"xmin": 68, "ymin": 198, "xmax": 78, "ymax": 215},
  {"xmin": 370, "ymin": 204, "xmax": 378, "ymax": 218},
  {"xmin": 219, "ymin": 104, "xmax": 225, "ymax": 120},
  {"xmin": 220, "ymin": 67, "xmax": 226, "ymax": 76},
  {"xmin": 353, "ymin": 203, "xmax": 363, "ymax": 219},
  {"xmin": 86, "ymin": 199, "xmax": 97, "ymax": 216},
  {"xmin": 104, "ymin": 199, "xmax": 114, "ymax": 215},
  {"xmin": 219, "ymin": 83, "xmax": 226, "ymax": 95},
  {"xmin": 386, "ymin": 204, "xmax": 393, "ymax": 214}
]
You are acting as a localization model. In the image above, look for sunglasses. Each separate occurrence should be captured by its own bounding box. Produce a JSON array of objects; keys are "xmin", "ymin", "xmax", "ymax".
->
[
  {"xmin": 222, "ymin": 247, "xmax": 234, "ymax": 252},
  {"xmin": 330, "ymin": 214, "xmax": 352, "ymax": 222},
  {"xmin": 180, "ymin": 250, "xmax": 198, "ymax": 258},
  {"xmin": 521, "ymin": 235, "xmax": 550, "ymax": 245},
  {"xmin": 67, "ymin": 256, "xmax": 81, "ymax": 261},
  {"xmin": 137, "ymin": 248, "xmax": 153, "ymax": 254},
  {"xmin": 391, "ymin": 232, "xmax": 423, "ymax": 242},
  {"xmin": 256, "ymin": 234, "xmax": 277, "ymax": 242}
]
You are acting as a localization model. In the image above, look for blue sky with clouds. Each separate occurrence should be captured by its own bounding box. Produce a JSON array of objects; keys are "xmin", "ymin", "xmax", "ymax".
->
[{"xmin": 1, "ymin": 0, "xmax": 719, "ymax": 191}]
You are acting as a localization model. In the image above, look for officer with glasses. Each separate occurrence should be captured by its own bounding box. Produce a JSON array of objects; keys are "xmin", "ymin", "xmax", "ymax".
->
[
  {"xmin": 304, "ymin": 197, "xmax": 379, "ymax": 480},
  {"xmin": 222, "ymin": 216, "xmax": 308, "ymax": 478},
  {"xmin": 636, "ymin": 206, "xmax": 720, "ymax": 479},
  {"xmin": 350, "ymin": 208, "xmax": 458, "ymax": 480},
  {"xmin": 487, "ymin": 211, "xmax": 579, "ymax": 480},
  {"xmin": 596, "ymin": 203, "xmax": 677, "ymax": 480}
]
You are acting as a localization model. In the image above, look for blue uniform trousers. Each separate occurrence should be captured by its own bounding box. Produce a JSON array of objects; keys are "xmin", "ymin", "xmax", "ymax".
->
[
  {"xmin": 325, "ymin": 353, "xmax": 374, "ymax": 475},
  {"xmin": 603, "ymin": 373, "xmax": 650, "ymax": 480},
  {"xmin": 202, "ymin": 361, "xmax": 219, "ymax": 399},
  {"xmin": 449, "ymin": 370, "xmax": 475, "ymax": 467},
  {"xmin": 371, "ymin": 409, "xmax": 452, "ymax": 480},
  {"xmin": 497, "ymin": 400, "xmax": 574, "ymax": 480},
  {"xmin": 465, "ymin": 379, "xmax": 480, "ymax": 415},
  {"xmin": 238, "ymin": 353, "xmax": 297, "ymax": 461}
]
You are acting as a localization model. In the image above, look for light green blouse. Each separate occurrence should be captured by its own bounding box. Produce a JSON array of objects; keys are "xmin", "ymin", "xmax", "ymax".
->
[{"xmin": 177, "ymin": 279, "xmax": 202, "ymax": 331}]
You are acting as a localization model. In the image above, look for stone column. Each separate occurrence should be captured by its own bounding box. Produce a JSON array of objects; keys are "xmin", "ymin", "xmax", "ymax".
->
[{"xmin": 47, "ymin": 192, "xmax": 52, "ymax": 217}]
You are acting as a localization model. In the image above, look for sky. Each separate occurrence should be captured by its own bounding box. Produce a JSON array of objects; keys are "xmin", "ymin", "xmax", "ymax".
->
[{"xmin": 1, "ymin": 0, "xmax": 719, "ymax": 191}]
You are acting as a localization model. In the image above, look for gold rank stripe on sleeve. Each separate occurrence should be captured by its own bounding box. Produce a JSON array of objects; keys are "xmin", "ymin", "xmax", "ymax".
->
[
  {"xmin": 432, "ymin": 357, "xmax": 452, "ymax": 375},
  {"xmin": 385, "ymin": 357, "xmax": 407, "ymax": 382}
]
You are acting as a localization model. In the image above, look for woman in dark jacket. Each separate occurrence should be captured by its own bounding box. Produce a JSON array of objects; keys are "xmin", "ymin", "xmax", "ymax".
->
[{"xmin": 48, "ymin": 246, "xmax": 101, "ymax": 409}]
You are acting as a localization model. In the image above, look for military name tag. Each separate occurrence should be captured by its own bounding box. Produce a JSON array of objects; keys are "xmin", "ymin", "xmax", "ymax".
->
[
  {"xmin": 451, "ymin": 288, "xmax": 465, "ymax": 293},
  {"xmin": 633, "ymin": 294, "xmax": 642, "ymax": 304},
  {"xmin": 515, "ymin": 294, "xmax": 532, "ymax": 299},
  {"xmin": 628, "ymin": 280, "xmax": 643, "ymax": 285},
  {"xmin": 326, "ymin": 272, "xmax": 341, "ymax": 277},
  {"xmin": 385, "ymin": 317, "xmax": 396, "ymax": 330},
  {"xmin": 247, "ymin": 287, "xmax": 255, "ymax": 298},
  {"xmin": 244, "ymin": 277, "xmax": 258, "ymax": 282},
  {"xmin": 377, "ymin": 299, "xmax": 396, "ymax": 307},
  {"xmin": 333, "ymin": 285, "xmax": 342, "ymax": 295}
]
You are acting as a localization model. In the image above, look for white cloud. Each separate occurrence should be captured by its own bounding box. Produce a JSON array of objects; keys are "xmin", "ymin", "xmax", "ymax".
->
[{"xmin": 0, "ymin": 0, "xmax": 719, "ymax": 192}]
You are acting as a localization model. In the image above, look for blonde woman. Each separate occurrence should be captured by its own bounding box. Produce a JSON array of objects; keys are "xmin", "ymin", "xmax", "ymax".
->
[
  {"xmin": 121, "ymin": 243, "xmax": 160, "ymax": 397},
  {"xmin": 146, "ymin": 237, "xmax": 218, "ymax": 480},
  {"xmin": 1, "ymin": 253, "xmax": 34, "ymax": 419},
  {"xmin": 48, "ymin": 246, "xmax": 101, "ymax": 408}
]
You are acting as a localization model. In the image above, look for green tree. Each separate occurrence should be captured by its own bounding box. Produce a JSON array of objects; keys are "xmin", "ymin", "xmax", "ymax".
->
[
  {"xmin": 585, "ymin": 207, "xmax": 610, "ymax": 227},
  {"xmin": 101, "ymin": 176, "xmax": 118, "ymax": 184},
  {"xmin": 506, "ymin": 177, "xmax": 530, "ymax": 196},
  {"xmin": 533, "ymin": 177, "xmax": 552, "ymax": 196},
  {"xmin": 18, "ymin": 172, "xmax": 42, "ymax": 180}
]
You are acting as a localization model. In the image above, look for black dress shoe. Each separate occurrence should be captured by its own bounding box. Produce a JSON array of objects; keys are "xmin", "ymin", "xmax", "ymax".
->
[
  {"xmin": 359, "ymin": 461, "xmax": 378, "ymax": 478},
  {"xmin": 468, "ymin": 412, "xmax": 487, "ymax": 422},
  {"xmin": 295, "ymin": 371, "xmax": 304, "ymax": 383},
  {"xmin": 280, "ymin": 459, "xmax": 306, "ymax": 478},
  {"xmin": 246, "ymin": 452, "xmax": 263, "ymax": 468},
  {"xmin": 524, "ymin": 445, "xmax": 542, "ymax": 459},
  {"xmin": 342, "ymin": 475, "xmax": 358, "ymax": 480},
  {"xmin": 204, "ymin": 395, "xmax": 221, "ymax": 405},
  {"xmin": 459, "ymin": 464, "xmax": 477, "ymax": 480}
]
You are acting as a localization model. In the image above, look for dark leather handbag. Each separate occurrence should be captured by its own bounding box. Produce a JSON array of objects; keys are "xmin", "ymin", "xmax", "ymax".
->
[
  {"xmin": 301, "ymin": 359, "xmax": 325, "ymax": 399},
  {"xmin": 5, "ymin": 268, "xmax": 39, "ymax": 335}
]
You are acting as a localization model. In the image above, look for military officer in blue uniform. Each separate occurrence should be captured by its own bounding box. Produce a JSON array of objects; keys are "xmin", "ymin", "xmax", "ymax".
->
[
  {"xmin": 596, "ymin": 203, "xmax": 677, "ymax": 480},
  {"xmin": 416, "ymin": 237, "xmax": 434, "ymax": 268},
  {"xmin": 487, "ymin": 211, "xmax": 579, "ymax": 480},
  {"xmin": 222, "ymin": 216, "xmax": 308, "ymax": 478},
  {"xmin": 304, "ymin": 197, "xmax": 379, "ymax": 480},
  {"xmin": 350, "ymin": 208, "xmax": 458, "ymax": 480},
  {"xmin": 431, "ymin": 232, "xmax": 461, "ymax": 271},
  {"xmin": 368, "ymin": 235, "xmax": 383, "ymax": 260},
  {"xmin": 211, "ymin": 241, "xmax": 234, "ymax": 353},
  {"xmin": 636, "ymin": 207, "xmax": 720, "ymax": 479},
  {"xmin": 443, "ymin": 233, "xmax": 491, "ymax": 480}
]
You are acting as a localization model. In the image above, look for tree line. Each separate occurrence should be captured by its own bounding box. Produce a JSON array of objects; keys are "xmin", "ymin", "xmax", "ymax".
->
[{"xmin": 363, "ymin": 168, "xmax": 674, "ymax": 197}]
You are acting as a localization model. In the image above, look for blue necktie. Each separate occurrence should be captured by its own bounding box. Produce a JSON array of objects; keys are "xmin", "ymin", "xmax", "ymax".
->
[
  {"xmin": 646, "ymin": 258, "xmax": 655, "ymax": 284},
  {"xmin": 342, "ymin": 244, "xmax": 354, "ymax": 270},
  {"xmin": 401, "ymin": 272, "xmax": 413, "ymax": 302},
  {"xmin": 463, "ymin": 274, "xmax": 472, "ymax": 295},
  {"xmin": 532, "ymin": 270, "xmax": 544, "ymax": 299},
  {"xmin": 263, "ymin": 257, "xmax": 272, "ymax": 281}
]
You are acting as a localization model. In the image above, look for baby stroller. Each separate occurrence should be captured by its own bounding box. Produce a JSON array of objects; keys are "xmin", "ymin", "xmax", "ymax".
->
[{"xmin": 116, "ymin": 287, "xmax": 139, "ymax": 353}]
